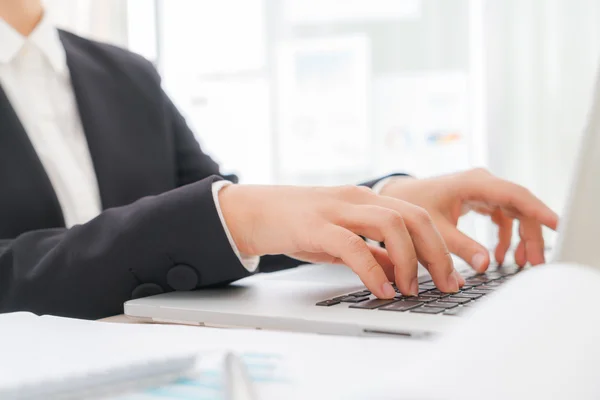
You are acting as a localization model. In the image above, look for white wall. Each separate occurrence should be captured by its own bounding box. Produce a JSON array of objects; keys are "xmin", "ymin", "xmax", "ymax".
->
[{"xmin": 44, "ymin": 0, "xmax": 128, "ymax": 46}]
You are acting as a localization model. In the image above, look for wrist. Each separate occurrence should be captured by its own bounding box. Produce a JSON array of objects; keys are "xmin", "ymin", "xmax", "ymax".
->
[
  {"xmin": 378, "ymin": 175, "xmax": 415, "ymax": 197},
  {"xmin": 218, "ymin": 184, "xmax": 258, "ymax": 256}
]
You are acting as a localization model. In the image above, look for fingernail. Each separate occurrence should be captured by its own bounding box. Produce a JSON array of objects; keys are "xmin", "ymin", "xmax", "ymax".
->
[
  {"xmin": 382, "ymin": 282, "xmax": 396, "ymax": 298},
  {"xmin": 454, "ymin": 270, "xmax": 465, "ymax": 286},
  {"xmin": 447, "ymin": 273, "xmax": 459, "ymax": 293},
  {"xmin": 472, "ymin": 253, "xmax": 487, "ymax": 272},
  {"xmin": 410, "ymin": 278, "xmax": 419, "ymax": 296}
]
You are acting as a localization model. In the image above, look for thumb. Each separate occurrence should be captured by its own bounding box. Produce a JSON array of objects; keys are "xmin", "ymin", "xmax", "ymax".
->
[{"xmin": 440, "ymin": 222, "xmax": 490, "ymax": 273}]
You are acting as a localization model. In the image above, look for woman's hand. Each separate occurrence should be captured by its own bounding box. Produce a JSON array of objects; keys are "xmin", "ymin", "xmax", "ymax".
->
[
  {"xmin": 379, "ymin": 169, "xmax": 559, "ymax": 272},
  {"xmin": 219, "ymin": 184, "xmax": 463, "ymax": 299}
]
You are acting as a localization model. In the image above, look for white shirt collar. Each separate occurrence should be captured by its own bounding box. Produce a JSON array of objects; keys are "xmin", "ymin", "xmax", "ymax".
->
[{"xmin": 0, "ymin": 13, "xmax": 67, "ymax": 75}]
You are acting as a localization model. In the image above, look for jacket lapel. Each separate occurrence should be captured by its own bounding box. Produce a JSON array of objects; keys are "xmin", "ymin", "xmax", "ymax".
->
[
  {"xmin": 59, "ymin": 31, "xmax": 145, "ymax": 210},
  {"xmin": 60, "ymin": 34, "xmax": 118, "ymax": 209},
  {"xmin": 0, "ymin": 85, "xmax": 65, "ymax": 235},
  {"xmin": 59, "ymin": 31, "xmax": 175, "ymax": 210}
]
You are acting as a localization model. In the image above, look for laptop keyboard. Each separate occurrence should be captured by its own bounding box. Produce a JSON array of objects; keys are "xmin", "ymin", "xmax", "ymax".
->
[{"xmin": 315, "ymin": 265, "xmax": 520, "ymax": 316}]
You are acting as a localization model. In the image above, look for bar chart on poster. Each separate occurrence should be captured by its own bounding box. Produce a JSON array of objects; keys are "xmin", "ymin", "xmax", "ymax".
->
[{"xmin": 372, "ymin": 72, "xmax": 471, "ymax": 178}]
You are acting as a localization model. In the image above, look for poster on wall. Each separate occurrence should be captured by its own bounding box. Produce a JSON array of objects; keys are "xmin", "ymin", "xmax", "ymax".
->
[
  {"xmin": 371, "ymin": 71, "xmax": 483, "ymax": 242},
  {"xmin": 276, "ymin": 35, "xmax": 371, "ymax": 184},
  {"xmin": 372, "ymin": 72, "xmax": 471, "ymax": 178}
]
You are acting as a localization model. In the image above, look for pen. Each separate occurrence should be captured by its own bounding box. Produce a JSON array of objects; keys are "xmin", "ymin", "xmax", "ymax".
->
[{"xmin": 224, "ymin": 352, "xmax": 258, "ymax": 400}]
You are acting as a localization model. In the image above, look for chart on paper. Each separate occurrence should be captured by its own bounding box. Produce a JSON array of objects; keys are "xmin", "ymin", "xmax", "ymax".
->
[{"xmin": 113, "ymin": 351, "xmax": 293, "ymax": 400}]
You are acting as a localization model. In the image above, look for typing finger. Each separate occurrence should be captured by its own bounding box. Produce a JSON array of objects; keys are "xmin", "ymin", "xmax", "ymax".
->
[
  {"xmin": 320, "ymin": 225, "xmax": 396, "ymax": 299},
  {"xmin": 519, "ymin": 217, "xmax": 545, "ymax": 265},
  {"xmin": 472, "ymin": 178, "xmax": 558, "ymax": 230},
  {"xmin": 439, "ymin": 221, "xmax": 490, "ymax": 273},
  {"xmin": 514, "ymin": 239, "xmax": 526, "ymax": 268},
  {"xmin": 337, "ymin": 205, "xmax": 418, "ymax": 296},
  {"xmin": 492, "ymin": 209, "xmax": 514, "ymax": 265},
  {"xmin": 372, "ymin": 198, "xmax": 458, "ymax": 294}
]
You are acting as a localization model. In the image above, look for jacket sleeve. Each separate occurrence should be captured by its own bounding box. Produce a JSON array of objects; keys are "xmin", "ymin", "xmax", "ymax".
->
[{"xmin": 0, "ymin": 176, "xmax": 250, "ymax": 320}]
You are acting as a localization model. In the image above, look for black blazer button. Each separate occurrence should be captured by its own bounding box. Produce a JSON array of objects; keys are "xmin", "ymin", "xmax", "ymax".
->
[
  {"xmin": 131, "ymin": 283, "xmax": 164, "ymax": 299},
  {"xmin": 167, "ymin": 264, "xmax": 199, "ymax": 291}
]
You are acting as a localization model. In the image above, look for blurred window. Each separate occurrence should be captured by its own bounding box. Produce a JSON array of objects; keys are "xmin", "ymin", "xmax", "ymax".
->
[{"xmin": 127, "ymin": 0, "xmax": 600, "ymax": 246}]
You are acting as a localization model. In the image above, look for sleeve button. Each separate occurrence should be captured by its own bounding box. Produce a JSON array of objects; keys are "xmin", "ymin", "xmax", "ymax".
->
[
  {"xmin": 131, "ymin": 283, "xmax": 164, "ymax": 299},
  {"xmin": 167, "ymin": 264, "xmax": 199, "ymax": 291}
]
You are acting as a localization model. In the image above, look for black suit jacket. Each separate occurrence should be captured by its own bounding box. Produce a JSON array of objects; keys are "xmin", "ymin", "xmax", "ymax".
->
[{"xmin": 0, "ymin": 31, "xmax": 398, "ymax": 320}]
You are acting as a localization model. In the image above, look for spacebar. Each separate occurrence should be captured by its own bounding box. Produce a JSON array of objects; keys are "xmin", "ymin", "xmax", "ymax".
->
[{"xmin": 349, "ymin": 299, "xmax": 398, "ymax": 310}]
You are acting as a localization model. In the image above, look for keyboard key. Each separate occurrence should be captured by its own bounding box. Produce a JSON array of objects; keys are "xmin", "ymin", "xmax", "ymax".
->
[
  {"xmin": 496, "ymin": 266, "xmax": 519, "ymax": 276},
  {"xmin": 348, "ymin": 291, "xmax": 371, "ymax": 297},
  {"xmin": 400, "ymin": 296, "xmax": 437, "ymax": 303},
  {"xmin": 425, "ymin": 289, "xmax": 447, "ymax": 296},
  {"xmin": 426, "ymin": 290, "xmax": 456, "ymax": 297},
  {"xmin": 483, "ymin": 272, "xmax": 503, "ymax": 280},
  {"xmin": 420, "ymin": 293, "xmax": 449, "ymax": 300},
  {"xmin": 443, "ymin": 307, "xmax": 465, "ymax": 316},
  {"xmin": 349, "ymin": 299, "xmax": 398, "ymax": 310},
  {"xmin": 485, "ymin": 273, "xmax": 505, "ymax": 280},
  {"xmin": 440, "ymin": 296, "xmax": 471, "ymax": 304},
  {"xmin": 467, "ymin": 275, "xmax": 491, "ymax": 282},
  {"xmin": 426, "ymin": 301, "xmax": 458, "ymax": 309},
  {"xmin": 453, "ymin": 293, "xmax": 484, "ymax": 300},
  {"xmin": 459, "ymin": 285, "xmax": 474, "ymax": 290},
  {"xmin": 316, "ymin": 299, "xmax": 341, "ymax": 307},
  {"xmin": 341, "ymin": 296, "xmax": 369, "ymax": 303},
  {"xmin": 483, "ymin": 281, "xmax": 503, "ymax": 287},
  {"xmin": 411, "ymin": 307, "xmax": 445, "ymax": 314},
  {"xmin": 464, "ymin": 289, "xmax": 490, "ymax": 295},
  {"xmin": 380, "ymin": 301, "xmax": 423, "ymax": 312},
  {"xmin": 464, "ymin": 279, "xmax": 485, "ymax": 286},
  {"xmin": 476, "ymin": 285, "xmax": 497, "ymax": 291}
]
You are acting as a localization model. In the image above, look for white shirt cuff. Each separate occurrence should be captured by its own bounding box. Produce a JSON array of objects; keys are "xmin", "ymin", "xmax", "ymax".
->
[
  {"xmin": 211, "ymin": 180, "xmax": 260, "ymax": 273},
  {"xmin": 371, "ymin": 177, "xmax": 396, "ymax": 195}
]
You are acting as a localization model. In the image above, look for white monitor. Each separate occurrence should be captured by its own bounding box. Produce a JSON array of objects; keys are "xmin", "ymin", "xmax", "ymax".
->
[{"xmin": 554, "ymin": 65, "xmax": 600, "ymax": 267}]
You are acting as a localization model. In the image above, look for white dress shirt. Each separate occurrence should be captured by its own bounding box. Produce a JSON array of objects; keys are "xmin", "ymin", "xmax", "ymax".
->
[{"xmin": 0, "ymin": 15, "xmax": 258, "ymax": 272}]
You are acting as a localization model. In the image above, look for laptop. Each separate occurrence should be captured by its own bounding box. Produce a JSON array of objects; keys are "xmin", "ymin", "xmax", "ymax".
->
[{"xmin": 125, "ymin": 64, "xmax": 600, "ymax": 338}]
